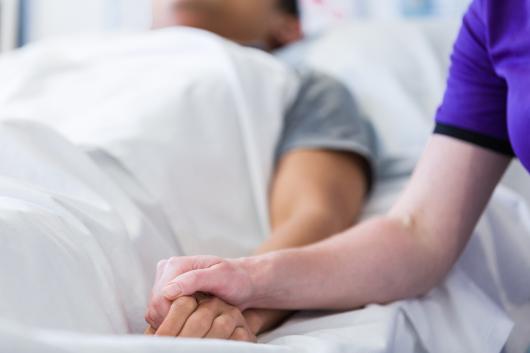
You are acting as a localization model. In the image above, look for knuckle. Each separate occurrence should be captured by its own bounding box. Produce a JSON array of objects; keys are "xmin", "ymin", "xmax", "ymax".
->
[
  {"xmin": 217, "ymin": 260, "xmax": 231, "ymax": 272},
  {"xmin": 152, "ymin": 297, "xmax": 165, "ymax": 312},
  {"xmin": 234, "ymin": 328, "xmax": 249, "ymax": 341},
  {"xmin": 193, "ymin": 317, "xmax": 211, "ymax": 332},
  {"xmin": 215, "ymin": 315, "xmax": 234, "ymax": 332},
  {"xmin": 228, "ymin": 306, "xmax": 239, "ymax": 315},
  {"xmin": 145, "ymin": 309, "xmax": 157, "ymax": 327},
  {"xmin": 199, "ymin": 306, "xmax": 215, "ymax": 319},
  {"xmin": 178, "ymin": 296, "xmax": 198, "ymax": 311},
  {"xmin": 227, "ymin": 307, "xmax": 242, "ymax": 319},
  {"xmin": 185, "ymin": 272, "xmax": 200, "ymax": 288},
  {"xmin": 144, "ymin": 311, "xmax": 152, "ymax": 324}
]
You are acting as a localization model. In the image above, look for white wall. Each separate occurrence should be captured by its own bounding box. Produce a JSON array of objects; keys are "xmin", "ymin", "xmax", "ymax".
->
[
  {"xmin": 302, "ymin": 0, "xmax": 472, "ymax": 17},
  {"xmin": 21, "ymin": 0, "xmax": 471, "ymax": 44},
  {"xmin": 0, "ymin": 0, "xmax": 19, "ymax": 51},
  {"xmin": 23, "ymin": 0, "xmax": 151, "ymax": 43},
  {"xmin": 301, "ymin": 0, "xmax": 471, "ymax": 35}
]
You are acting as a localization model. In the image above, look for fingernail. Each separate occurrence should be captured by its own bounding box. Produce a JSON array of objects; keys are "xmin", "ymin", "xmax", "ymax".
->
[{"xmin": 163, "ymin": 283, "xmax": 182, "ymax": 299}]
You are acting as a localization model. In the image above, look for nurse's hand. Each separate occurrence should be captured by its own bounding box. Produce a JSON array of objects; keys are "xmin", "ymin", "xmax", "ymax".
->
[
  {"xmin": 145, "ymin": 256, "xmax": 255, "ymax": 329},
  {"xmin": 146, "ymin": 294, "xmax": 256, "ymax": 342}
]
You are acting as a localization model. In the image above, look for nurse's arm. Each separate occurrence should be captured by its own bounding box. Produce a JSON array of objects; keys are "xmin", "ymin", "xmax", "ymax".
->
[
  {"xmin": 161, "ymin": 135, "xmax": 511, "ymax": 310},
  {"xmin": 244, "ymin": 135, "xmax": 511, "ymax": 309}
]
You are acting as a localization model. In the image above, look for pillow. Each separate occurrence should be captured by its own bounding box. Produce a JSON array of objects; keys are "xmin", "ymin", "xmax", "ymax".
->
[{"xmin": 278, "ymin": 20, "xmax": 460, "ymax": 180}]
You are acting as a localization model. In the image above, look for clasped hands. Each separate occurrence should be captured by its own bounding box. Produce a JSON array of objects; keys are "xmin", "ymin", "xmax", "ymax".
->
[{"xmin": 144, "ymin": 256, "xmax": 258, "ymax": 342}]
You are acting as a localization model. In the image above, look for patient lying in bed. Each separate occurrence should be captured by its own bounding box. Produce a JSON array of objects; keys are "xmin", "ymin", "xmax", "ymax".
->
[
  {"xmin": 0, "ymin": 0, "xmax": 375, "ymax": 343},
  {"xmin": 142, "ymin": 0, "xmax": 375, "ymax": 342}
]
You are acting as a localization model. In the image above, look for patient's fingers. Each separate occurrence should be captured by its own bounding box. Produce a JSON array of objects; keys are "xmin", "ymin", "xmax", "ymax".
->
[
  {"xmin": 205, "ymin": 314, "xmax": 237, "ymax": 340},
  {"xmin": 155, "ymin": 296, "xmax": 198, "ymax": 337},
  {"xmin": 178, "ymin": 298, "xmax": 224, "ymax": 338},
  {"xmin": 200, "ymin": 299, "xmax": 252, "ymax": 341},
  {"xmin": 230, "ymin": 327, "xmax": 256, "ymax": 343},
  {"xmin": 144, "ymin": 326, "xmax": 156, "ymax": 335}
]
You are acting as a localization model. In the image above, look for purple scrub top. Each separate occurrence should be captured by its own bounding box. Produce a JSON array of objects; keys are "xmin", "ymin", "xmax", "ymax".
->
[{"xmin": 434, "ymin": 0, "xmax": 530, "ymax": 171}]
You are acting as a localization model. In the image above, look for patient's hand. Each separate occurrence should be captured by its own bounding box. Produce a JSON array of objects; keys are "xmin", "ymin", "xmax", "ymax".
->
[{"xmin": 145, "ymin": 295, "xmax": 256, "ymax": 342}]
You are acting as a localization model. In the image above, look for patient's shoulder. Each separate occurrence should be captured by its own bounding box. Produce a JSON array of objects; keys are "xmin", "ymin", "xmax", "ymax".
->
[
  {"xmin": 277, "ymin": 67, "xmax": 376, "ymax": 175},
  {"xmin": 289, "ymin": 68, "xmax": 359, "ymax": 119}
]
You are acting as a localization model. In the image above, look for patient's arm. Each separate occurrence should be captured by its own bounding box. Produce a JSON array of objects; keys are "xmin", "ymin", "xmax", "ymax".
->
[
  {"xmin": 244, "ymin": 149, "xmax": 369, "ymax": 335},
  {"xmin": 259, "ymin": 149, "xmax": 368, "ymax": 252}
]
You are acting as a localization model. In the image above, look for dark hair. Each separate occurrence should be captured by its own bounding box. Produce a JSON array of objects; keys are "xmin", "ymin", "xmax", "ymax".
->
[{"xmin": 279, "ymin": 0, "xmax": 299, "ymax": 17}]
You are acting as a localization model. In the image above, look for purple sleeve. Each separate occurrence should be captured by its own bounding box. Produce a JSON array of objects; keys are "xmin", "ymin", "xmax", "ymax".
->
[{"xmin": 434, "ymin": 0, "xmax": 513, "ymax": 155}]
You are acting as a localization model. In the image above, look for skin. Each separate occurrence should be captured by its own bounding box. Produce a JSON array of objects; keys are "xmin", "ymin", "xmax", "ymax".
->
[
  {"xmin": 145, "ymin": 150, "xmax": 369, "ymax": 338},
  {"xmin": 146, "ymin": 295, "xmax": 257, "ymax": 342},
  {"xmin": 151, "ymin": 0, "xmax": 303, "ymax": 50},
  {"xmin": 149, "ymin": 135, "xmax": 512, "ymax": 311}
]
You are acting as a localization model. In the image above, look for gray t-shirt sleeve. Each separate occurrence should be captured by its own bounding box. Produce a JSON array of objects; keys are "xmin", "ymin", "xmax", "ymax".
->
[{"xmin": 276, "ymin": 70, "xmax": 376, "ymax": 182}]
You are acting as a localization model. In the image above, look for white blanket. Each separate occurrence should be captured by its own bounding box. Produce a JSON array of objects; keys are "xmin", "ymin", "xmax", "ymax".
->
[
  {"xmin": 0, "ymin": 27, "xmax": 299, "ymax": 258},
  {"xmin": 0, "ymin": 25, "xmax": 525, "ymax": 353},
  {"xmin": 0, "ymin": 124, "xmax": 517, "ymax": 352}
]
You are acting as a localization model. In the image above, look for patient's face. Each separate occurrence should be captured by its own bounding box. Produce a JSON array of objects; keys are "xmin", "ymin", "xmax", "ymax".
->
[{"xmin": 152, "ymin": 0, "xmax": 291, "ymax": 46}]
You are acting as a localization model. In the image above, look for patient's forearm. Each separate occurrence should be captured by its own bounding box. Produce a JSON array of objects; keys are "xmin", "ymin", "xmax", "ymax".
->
[
  {"xmin": 245, "ymin": 216, "xmax": 449, "ymax": 310},
  {"xmin": 256, "ymin": 207, "xmax": 355, "ymax": 254},
  {"xmin": 262, "ymin": 149, "xmax": 367, "ymax": 255}
]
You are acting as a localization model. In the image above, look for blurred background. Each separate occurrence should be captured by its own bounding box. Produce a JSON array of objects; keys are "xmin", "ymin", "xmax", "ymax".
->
[{"xmin": 1, "ymin": 0, "xmax": 471, "ymax": 52}]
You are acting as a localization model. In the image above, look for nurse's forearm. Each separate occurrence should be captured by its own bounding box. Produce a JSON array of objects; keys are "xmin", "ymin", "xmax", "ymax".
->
[
  {"xmin": 161, "ymin": 137, "xmax": 509, "ymax": 310},
  {"xmin": 243, "ymin": 216, "xmax": 448, "ymax": 310}
]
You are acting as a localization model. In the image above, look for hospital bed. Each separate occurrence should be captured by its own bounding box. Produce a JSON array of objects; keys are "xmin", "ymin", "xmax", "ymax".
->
[{"xmin": 0, "ymin": 20, "xmax": 528, "ymax": 353}]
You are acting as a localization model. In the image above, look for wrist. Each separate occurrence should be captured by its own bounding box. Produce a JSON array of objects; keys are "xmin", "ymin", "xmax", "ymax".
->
[
  {"xmin": 244, "ymin": 309, "xmax": 293, "ymax": 336},
  {"xmin": 237, "ymin": 253, "xmax": 278, "ymax": 309}
]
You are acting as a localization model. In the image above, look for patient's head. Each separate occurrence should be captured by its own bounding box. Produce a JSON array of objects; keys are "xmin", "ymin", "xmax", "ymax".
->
[{"xmin": 152, "ymin": 0, "xmax": 302, "ymax": 50}]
